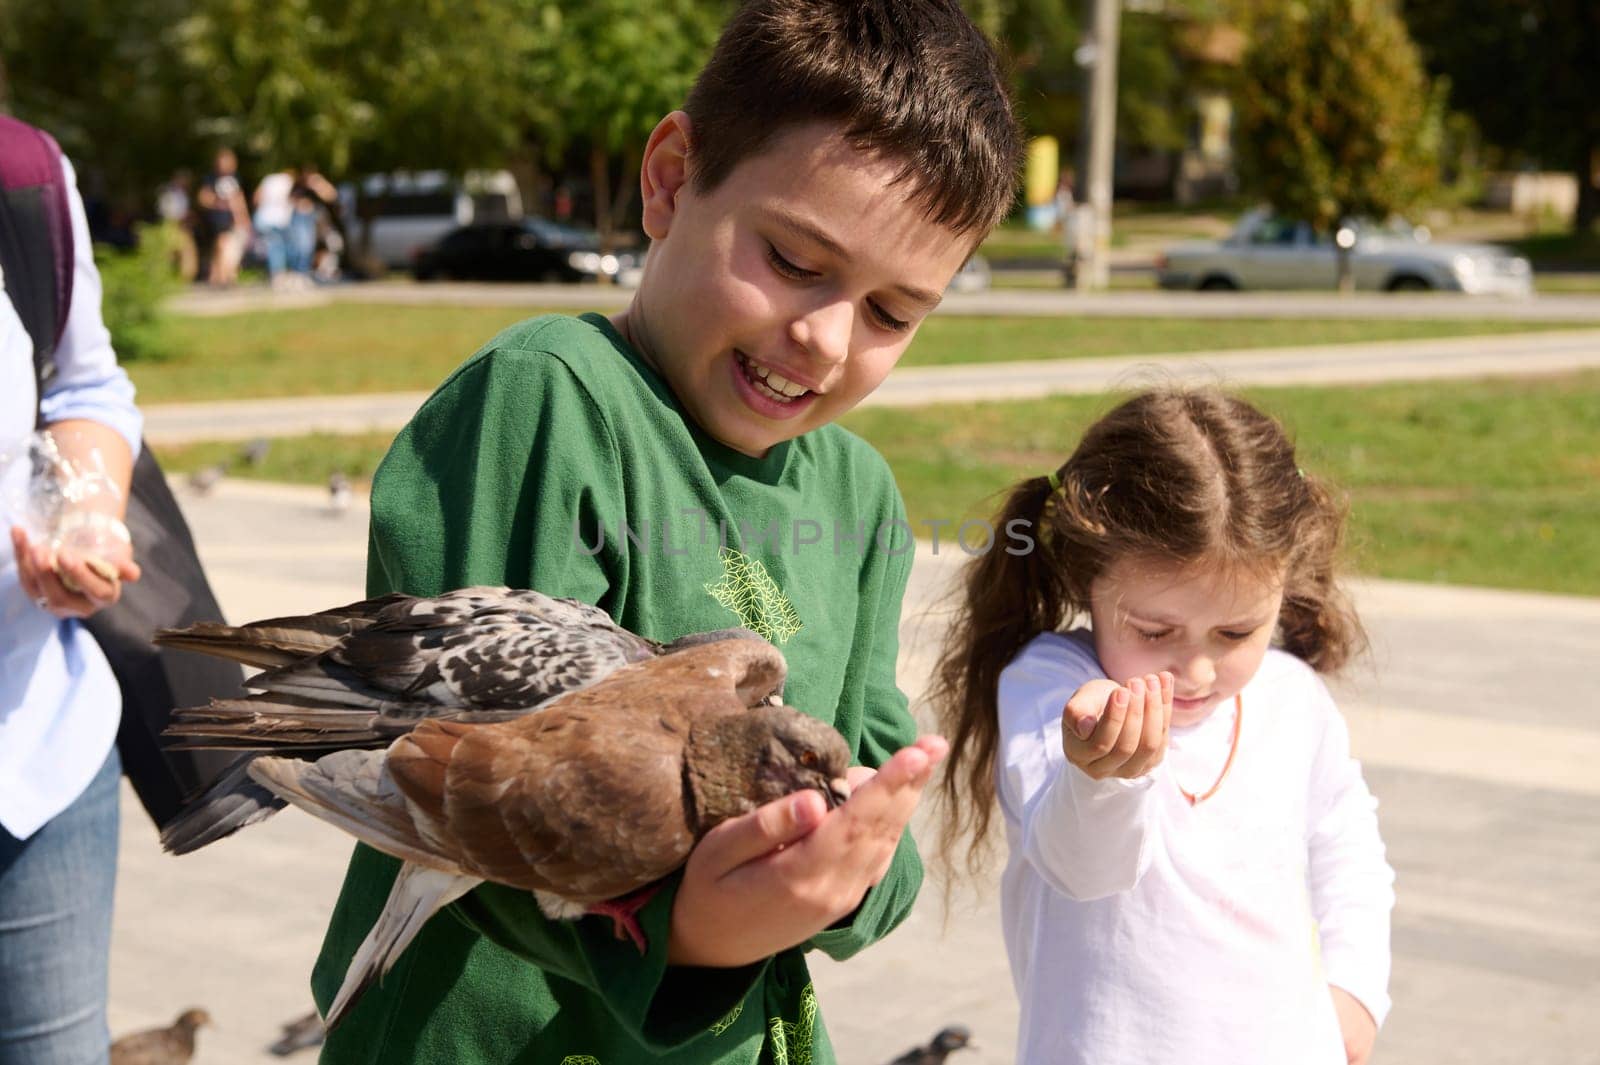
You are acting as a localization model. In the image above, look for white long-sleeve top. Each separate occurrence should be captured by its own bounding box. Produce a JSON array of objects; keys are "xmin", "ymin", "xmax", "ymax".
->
[{"xmin": 998, "ymin": 631, "xmax": 1395, "ymax": 1065}]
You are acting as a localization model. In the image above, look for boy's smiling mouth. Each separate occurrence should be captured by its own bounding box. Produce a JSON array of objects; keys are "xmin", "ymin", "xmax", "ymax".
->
[{"xmin": 733, "ymin": 350, "xmax": 823, "ymax": 419}]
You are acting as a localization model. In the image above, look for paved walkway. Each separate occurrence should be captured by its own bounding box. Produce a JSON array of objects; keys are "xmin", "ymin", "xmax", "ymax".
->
[
  {"xmin": 168, "ymin": 279, "xmax": 1600, "ymax": 322},
  {"xmin": 108, "ymin": 480, "xmax": 1599, "ymax": 1063},
  {"xmin": 141, "ymin": 328, "xmax": 1600, "ymax": 445}
]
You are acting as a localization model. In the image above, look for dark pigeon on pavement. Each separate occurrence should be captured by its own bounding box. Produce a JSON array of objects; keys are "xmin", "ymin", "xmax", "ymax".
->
[
  {"xmin": 246, "ymin": 637, "xmax": 851, "ymax": 1029},
  {"xmin": 109, "ymin": 1008, "xmax": 211, "ymax": 1065},
  {"xmin": 155, "ymin": 586, "xmax": 770, "ymax": 854},
  {"xmin": 888, "ymin": 1025, "xmax": 974, "ymax": 1065}
]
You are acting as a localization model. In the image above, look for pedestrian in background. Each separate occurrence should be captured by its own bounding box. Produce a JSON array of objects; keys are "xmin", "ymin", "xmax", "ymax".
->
[{"xmin": 197, "ymin": 148, "xmax": 249, "ymax": 287}]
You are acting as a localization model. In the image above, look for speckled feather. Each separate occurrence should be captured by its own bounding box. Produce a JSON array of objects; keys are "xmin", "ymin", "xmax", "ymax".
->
[{"xmin": 155, "ymin": 587, "xmax": 771, "ymax": 854}]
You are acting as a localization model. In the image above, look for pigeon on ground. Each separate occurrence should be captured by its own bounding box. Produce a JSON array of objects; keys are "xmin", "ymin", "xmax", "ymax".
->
[
  {"xmin": 888, "ymin": 1025, "xmax": 974, "ymax": 1065},
  {"xmin": 241, "ymin": 437, "xmax": 271, "ymax": 467},
  {"xmin": 241, "ymin": 636, "xmax": 849, "ymax": 1029},
  {"xmin": 327, "ymin": 471, "xmax": 352, "ymax": 515},
  {"xmin": 267, "ymin": 1008, "xmax": 324, "ymax": 1056},
  {"xmin": 109, "ymin": 1008, "xmax": 211, "ymax": 1065},
  {"xmin": 155, "ymin": 586, "xmax": 773, "ymax": 854},
  {"xmin": 185, "ymin": 463, "xmax": 225, "ymax": 496}
]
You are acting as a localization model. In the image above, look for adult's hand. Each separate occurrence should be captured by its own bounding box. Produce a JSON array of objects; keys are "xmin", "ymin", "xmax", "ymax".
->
[
  {"xmin": 667, "ymin": 735, "xmax": 948, "ymax": 968},
  {"xmin": 11, "ymin": 525, "xmax": 139, "ymax": 619}
]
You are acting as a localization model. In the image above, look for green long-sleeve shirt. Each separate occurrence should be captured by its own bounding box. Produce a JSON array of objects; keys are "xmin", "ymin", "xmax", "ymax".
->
[{"xmin": 311, "ymin": 313, "xmax": 922, "ymax": 1064}]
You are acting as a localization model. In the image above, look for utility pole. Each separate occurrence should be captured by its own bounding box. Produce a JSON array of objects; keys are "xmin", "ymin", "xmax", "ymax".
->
[{"xmin": 1074, "ymin": 0, "xmax": 1122, "ymax": 291}]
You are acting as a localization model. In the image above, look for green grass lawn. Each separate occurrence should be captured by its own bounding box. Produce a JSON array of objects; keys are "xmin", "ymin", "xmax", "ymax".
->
[
  {"xmin": 159, "ymin": 373, "xmax": 1600, "ymax": 596},
  {"xmin": 130, "ymin": 304, "xmax": 1589, "ymax": 403},
  {"xmin": 1536, "ymin": 272, "xmax": 1600, "ymax": 295}
]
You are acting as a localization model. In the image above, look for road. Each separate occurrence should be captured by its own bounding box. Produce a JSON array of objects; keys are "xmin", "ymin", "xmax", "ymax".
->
[{"xmin": 107, "ymin": 480, "xmax": 1599, "ymax": 1064}]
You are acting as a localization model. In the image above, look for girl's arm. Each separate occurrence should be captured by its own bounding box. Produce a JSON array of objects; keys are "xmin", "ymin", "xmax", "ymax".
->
[
  {"xmin": 1304, "ymin": 676, "xmax": 1396, "ymax": 1045},
  {"xmin": 998, "ymin": 656, "xmax": 1166, "ymax": 900}
]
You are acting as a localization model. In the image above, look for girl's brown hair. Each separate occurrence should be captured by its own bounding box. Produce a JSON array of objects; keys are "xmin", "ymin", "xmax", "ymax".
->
[{"xmin": 929, "ymin": 387, "xmax": 1365, "ymax": 874}]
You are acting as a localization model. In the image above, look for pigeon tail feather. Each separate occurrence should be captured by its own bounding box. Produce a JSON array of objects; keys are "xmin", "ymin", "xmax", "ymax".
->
[
  {"xmin": 165, "ymin": 696, "xmax": 408, "ymax": 751},
  {"xmin": 160, "ymin": 756, "xmax": 287, "ymax": 854},
  {"xmin": 247, "ymin": 753, "xmax": 448, "ymax": 871},
  {"xmin": 324, "ymin": 864, "xmax": 478, "ymax": 1029}
]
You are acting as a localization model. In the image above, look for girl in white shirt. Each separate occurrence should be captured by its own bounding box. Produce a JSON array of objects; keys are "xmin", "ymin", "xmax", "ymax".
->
[{"xmin": 931, "ymin": 387, "xmax": 1394, "ymax": 1065}]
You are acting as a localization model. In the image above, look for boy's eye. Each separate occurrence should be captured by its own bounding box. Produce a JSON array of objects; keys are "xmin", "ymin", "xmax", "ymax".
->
[
  {"xmin": 766, "ymin": 243, "xmax": 817, "ymax": 281},
  {"xmin": 1219, "ymin": 628, "xmax": 1257, "ymax": 642},
  {"xmin": 1134, "ymin": 627, "xmax": 1172, "ymax": 643},
  {"xmin": 868, "ymin": 300, "xmax": 910, "ymax": 333}
]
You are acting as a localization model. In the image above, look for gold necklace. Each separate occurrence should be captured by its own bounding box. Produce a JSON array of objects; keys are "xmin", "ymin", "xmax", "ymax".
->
[{"xmin": 1176, "ymin": 694, "xmax": 1243, "ymax": 806}]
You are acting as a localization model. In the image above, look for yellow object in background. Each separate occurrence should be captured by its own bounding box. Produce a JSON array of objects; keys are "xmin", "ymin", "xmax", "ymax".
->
[
  {"xmin": 1024, "ymin": 136, "xmax": 1061, "ymax": 230},
  {"xmin": 1025, "ymin": 136, "xmax": 1060, "ymax": 206}
]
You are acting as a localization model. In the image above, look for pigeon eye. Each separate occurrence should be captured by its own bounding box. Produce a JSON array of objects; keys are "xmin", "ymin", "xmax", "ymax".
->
[{"xmin": 800, "ymin": 750, "xmax": 818, "ymax": 767}]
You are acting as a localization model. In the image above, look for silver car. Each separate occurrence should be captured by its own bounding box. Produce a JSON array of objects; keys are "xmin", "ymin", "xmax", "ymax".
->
[{"xmin": 1157, "ymin": 209, "xmax": 1533, "ymax": 296}]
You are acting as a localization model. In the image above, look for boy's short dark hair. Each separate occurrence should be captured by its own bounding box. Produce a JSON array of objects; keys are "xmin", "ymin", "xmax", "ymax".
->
[{"xmin": 685, "ymin": 0, "xmax": 1022, "ymax": 237}]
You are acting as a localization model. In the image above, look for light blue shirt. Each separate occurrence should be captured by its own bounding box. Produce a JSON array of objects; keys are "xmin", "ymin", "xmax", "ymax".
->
[{"xmin": 0, "ymin": 154, "xmax": 143, "ymax": 839}]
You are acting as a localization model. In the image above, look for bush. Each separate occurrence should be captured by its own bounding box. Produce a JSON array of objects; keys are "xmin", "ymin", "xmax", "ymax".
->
[{"xmin": 95, "ymin": 221, "xmax": 183, "ymax": 362}]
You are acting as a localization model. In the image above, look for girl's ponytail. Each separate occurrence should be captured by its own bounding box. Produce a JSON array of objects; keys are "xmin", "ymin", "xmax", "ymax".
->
[{"xmin": 931, "ymin": 474, "xmax": 1076, "ymax": 877}]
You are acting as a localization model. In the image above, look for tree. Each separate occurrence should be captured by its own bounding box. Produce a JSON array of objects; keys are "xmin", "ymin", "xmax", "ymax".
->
[
  {"xmin": 516, "ymin": 0, "xmax": 728, "ymax": 251},
  {"xmin": 0, "ymin": 0, "xmax": 210, "ymax": 208},
  {"xmin": 1402, "ymin": 0, "xmax": 1600, "ymax": 236},
  {"xmin": 1235, "ymin": 0, "xmax": 1441, "ymax": 290}
]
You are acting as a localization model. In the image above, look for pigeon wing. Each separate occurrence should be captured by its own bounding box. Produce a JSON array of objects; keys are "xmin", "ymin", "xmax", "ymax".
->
[{"xmin": 386, "ymin": 638, "xmax": 786, "ymax": 903}]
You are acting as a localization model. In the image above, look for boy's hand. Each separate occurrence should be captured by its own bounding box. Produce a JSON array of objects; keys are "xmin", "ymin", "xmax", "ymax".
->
[
  {"xmin": 1061, "ymin": 672, "xmax": 1173, "ymax": 781},
  {"xmin": 11, "ymin": 526, "xmax": 140, "ymax": 620},
  {"xmin": 667, "ymin": 735, "xmax": 948, "ymax": 969},
  {"xmin": 1330, "ymin": 986, "xmax": 1377, "ymax": 1065}
]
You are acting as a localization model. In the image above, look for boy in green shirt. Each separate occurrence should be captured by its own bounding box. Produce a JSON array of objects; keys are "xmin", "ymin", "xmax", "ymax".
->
[{"xmin": 310, "ymin": 2, "xmax": 1021, "ymax": 1061}]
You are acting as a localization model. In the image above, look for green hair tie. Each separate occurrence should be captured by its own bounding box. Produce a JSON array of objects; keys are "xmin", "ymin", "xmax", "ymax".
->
[{"xmin": 1046, "ymin": 470, "xmax": 1062, "ymax": 491}]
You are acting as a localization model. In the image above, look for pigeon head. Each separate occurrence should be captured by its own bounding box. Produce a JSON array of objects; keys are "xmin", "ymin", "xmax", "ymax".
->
[
  {"xmin": 176, "ymin": 1008, "xmax": 213, "ymax": 1032},
  {"xmin": 932, "ymin": 1025, "xmax": 973, "ymax": 1052},
  {"xmin": 685, "ymin": 705, "xmax": 851, "ymax": 830}
]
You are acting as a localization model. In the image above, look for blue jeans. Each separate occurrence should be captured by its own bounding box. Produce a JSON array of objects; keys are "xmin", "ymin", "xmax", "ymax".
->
[
  {"xmin": 258, "ymin": 223, "xmax": 289, "ymax": 279},
  {"xmin": 289, "ymin": 211, "xmax": 317, "ymax": 275},
  {"xmin": 0, "ymin": 746, "xmax": 120, "ymax": 1065}
]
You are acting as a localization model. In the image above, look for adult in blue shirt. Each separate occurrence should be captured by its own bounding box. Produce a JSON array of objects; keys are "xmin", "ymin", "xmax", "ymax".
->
[{"xmin": 1, "ymin": 149, "xmax": 144, "ymax": 1065}]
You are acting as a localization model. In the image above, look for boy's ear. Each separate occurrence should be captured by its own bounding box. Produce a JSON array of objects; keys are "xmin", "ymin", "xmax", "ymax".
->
[{"xmin": 639, "ymin": 111, "xmax": 693, "ymax": 241}]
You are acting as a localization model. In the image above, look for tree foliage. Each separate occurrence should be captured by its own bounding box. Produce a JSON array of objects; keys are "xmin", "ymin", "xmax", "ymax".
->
[
  {"xmin": 0, "ymin": 0, "xmax": 720, "ymax": 222},
  {"xmin": 1235, "ymin": 0, "xmax": 1440, "ymax": 233},
  {"xmin": 1401, "ymin": 0, "xmax": 1600, "ymax": 233}
]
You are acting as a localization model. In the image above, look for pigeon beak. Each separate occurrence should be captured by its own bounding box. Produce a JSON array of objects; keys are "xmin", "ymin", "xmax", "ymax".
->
[{"xmin": 825, "ymin": 777, "xmax": 851, "ymax": 809}]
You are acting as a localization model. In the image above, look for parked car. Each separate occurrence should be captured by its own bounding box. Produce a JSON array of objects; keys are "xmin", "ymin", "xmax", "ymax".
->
[
  {"xmin": 1156, "ymin": 208, "xmax": 1533, "ymax": 295},
  {"xmin": 412, "ymin": 218, "xmax": 638, "ymax": 283},
  {"xmin": 342, "ymin": 170, "xmax": 522, "ymax": 269}
]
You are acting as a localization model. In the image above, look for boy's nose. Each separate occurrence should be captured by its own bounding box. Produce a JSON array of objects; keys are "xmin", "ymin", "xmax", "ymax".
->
[{"xmin": 788, "ymin": 297, "xmax": 853, "ymax": 370}]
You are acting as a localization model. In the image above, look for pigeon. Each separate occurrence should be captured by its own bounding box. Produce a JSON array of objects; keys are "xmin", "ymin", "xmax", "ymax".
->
[
  {"xmin": 327, "ymin": 470, "xmax": 352, "ymax": 515},
  {"xmin": 185, "ymin": 463, "xmax": 225, "ymax": 496},
  {"xmin": 888, "ymin": 1025, "xmax": 974, "ymax": 1065},
  {"xmin": 155, "ymin": 586, "xmax": 773, "ymax": 854},
  {"xmin": 241, "ymin": 437, "xmax": 272, "ymax": 467},
  {"xmin": 109, "ymin": 1008, "xmax": 211, "ymax": 1065},
  {"xmin": 267, "ymin": 1008, "xmax": 325, "ymax": 1056},
  {"xmin": 244, "ymin": 636, "xmax": 850, "ymax": 1029}
]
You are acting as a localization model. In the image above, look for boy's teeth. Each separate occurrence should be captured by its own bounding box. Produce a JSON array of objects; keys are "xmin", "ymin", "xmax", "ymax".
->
[{"xmin": 743, "ymin": 356, "xmax": 809, "ymax": 399}]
